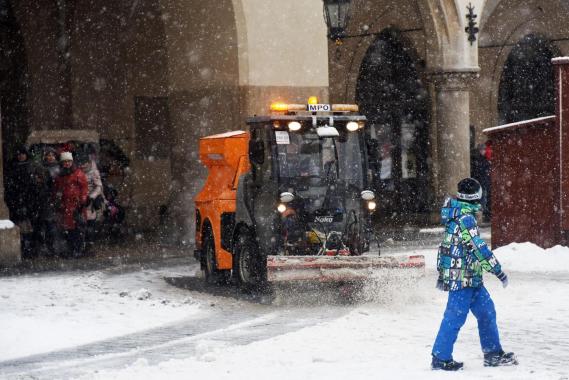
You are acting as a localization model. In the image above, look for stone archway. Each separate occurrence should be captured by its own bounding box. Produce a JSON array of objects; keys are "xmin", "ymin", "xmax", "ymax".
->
[
  {"xmin": 498, "ymin": 34, "xmax": 559, "ymax": 124},
  {"xmin": 0, "ymin": 0, "xmax": 28, "ymax": 174},
  {"xmin": 356, "ymin": 28, "xmax": 431, "ymax": 224},
  {"xmin": 0, "ymin": 0, "xmax": 27, "ymax": 261}
]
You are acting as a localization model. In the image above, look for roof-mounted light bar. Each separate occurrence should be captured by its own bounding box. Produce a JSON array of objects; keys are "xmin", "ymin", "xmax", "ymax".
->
[{"xmin": 270, "ymin": 101, "xmax": 359, "ymax": 113}]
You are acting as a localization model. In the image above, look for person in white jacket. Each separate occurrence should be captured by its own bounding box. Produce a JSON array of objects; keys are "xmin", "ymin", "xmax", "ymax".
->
[{"xmin": 77, "ymin": 153, "xmax": 104, "ymax": 251}]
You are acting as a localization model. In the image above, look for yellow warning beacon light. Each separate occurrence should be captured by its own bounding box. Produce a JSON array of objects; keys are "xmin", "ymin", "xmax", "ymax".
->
[
  {"xmin": 332, "ymin": 104, "xmax": 359, "ymax": 112},
  {"xmin": 270, "ymin": 102, "xmax": 305, "ymax": 112}
]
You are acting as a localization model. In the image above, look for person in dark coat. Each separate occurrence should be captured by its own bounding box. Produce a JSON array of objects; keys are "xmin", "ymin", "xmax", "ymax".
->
[
  {"xmin": 53, "ymin": 151, "xmax": 89, "ymax": 258},
  {"xmin": 5, "ymin": 145, "xmax": 42, "ymax": 257},
  {"xmin": 43, "ymin": 147, "xmax": 60, "ymax": 180},
  {"xmin": 102, "ymin": 183, "xmax": 125, "ymax": 242},
  {"xmin": 35, "ymin": 147, "xmax": 61, "ymax": 255},
  {"xmin": 471, "ymin": 143, "xmax": 491, "ymax": 221}
]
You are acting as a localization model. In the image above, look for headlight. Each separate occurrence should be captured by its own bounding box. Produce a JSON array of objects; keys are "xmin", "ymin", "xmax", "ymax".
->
[
  {"xmin": 346, "ymin": 121, "xmax": 359, "ymax": 132},
  {"xmin": 277, "ymin": 203, "xmax": 287, "ymax": 213},
  {"xmin": 288, "ymin": 121, "xmax": 301, "ymax": 131},
  {"xmin": 361, "ymin": 190, "xmax": 375, "ymax": 200},
  {"xmin": 279, "ymin": 192, "xmax": 294, "ymax": 203},
  {"xmin": 367, "ymin": 201, "xmax": 377, "ymax": 211}
]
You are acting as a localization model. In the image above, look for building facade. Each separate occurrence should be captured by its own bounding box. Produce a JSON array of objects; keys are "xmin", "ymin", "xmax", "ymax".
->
[
  {"xmin": 0, "ymin": 0, "xmax": 567, "ymax": 256},
  {"xmin": 330, "ymin": 0, "xmax": 569, "ymax": 224}
]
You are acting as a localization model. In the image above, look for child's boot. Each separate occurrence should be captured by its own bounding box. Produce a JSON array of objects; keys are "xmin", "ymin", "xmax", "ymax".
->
[
  {"xmin": 483, "ymin": 351, "xmax": 518, "ymax": 367},
  {"xmin": 431, "ymin": 355, "xmax": 464, "ymax": 371}
]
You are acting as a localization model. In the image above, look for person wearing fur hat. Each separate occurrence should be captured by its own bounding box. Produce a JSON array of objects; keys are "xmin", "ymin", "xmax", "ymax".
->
[
  {"xmin": 53, "ymin": 151, "xmax": 89, "ymax": 258},
  {"xmin": 431, "ymin": 178, "xmax": 517, "ymax": 371}
]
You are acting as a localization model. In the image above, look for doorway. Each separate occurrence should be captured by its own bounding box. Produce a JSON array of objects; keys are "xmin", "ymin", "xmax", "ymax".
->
[
  {"xmin": 356, "ymin": 29, "xmax": 430, "ymax": 224},
  {"xmin": 498, "ymin": 34, "xmax": 558, "ymax": 124}
]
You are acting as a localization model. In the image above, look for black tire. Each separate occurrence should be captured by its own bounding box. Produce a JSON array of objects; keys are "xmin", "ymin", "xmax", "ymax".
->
[
  {"xmin": 233, "ymin": 232, "xmax": 266, "ymax": 292},
  {"xmin": 346, "ymin": 222, "xmax": 364, "ymax": 256},
  {"xmin": 203, "ymin": 233, "xmax": 230, "ymax": 285}
]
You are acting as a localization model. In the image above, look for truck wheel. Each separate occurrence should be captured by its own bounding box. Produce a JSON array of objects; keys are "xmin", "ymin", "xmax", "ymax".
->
[
  {"xmin": 346, "ymin": 222, "xmax": 364, "ymax": 256},
  {"xmin": 203, "ymin": 234, "xmax": 230, "ymax": 285},
  {"xmin": 233, "ymin": 233, "xmax": 266, "ymax": 292}
]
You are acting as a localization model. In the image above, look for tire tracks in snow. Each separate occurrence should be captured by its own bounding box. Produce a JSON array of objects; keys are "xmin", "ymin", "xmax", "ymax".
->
[{"xmin": 0, "ymin": 301, "xmax": 350, "ymax": 379}]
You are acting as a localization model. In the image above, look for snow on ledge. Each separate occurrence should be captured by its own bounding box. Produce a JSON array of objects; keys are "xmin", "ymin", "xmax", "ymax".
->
[
  {"xmin": 552, "ymin": 56, "xmax": 569, "ymax": 65},
  {"xmin": 483, "ymin": 115, "xmax": 556, "ymax": 134},
  {"xmin": 0, "ymin": 220, "xmax": 15, "ymax": 230}
]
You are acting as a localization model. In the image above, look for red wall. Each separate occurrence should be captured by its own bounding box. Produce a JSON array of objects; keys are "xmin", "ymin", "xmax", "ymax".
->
[
  {"xmin": 485, "ymin": 58, "xmax": 569, "ymax": 248},
  {"xmin": 486, "ymin": 117, "xmax": 559, "ymax": 248}
]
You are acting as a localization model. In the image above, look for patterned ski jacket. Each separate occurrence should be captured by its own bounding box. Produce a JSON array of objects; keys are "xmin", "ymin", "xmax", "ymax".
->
[{"xmin": 436, "ymin": 197, "xmax": 503, "ymax": 291}]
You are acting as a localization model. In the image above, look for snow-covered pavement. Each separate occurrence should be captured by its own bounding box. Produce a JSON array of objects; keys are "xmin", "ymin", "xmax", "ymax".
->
[
  {"xmin": 1, "ymin": 243, "xmax": 568, "ymax": 379},
  {"xmin": 0, "ymin": 263, "xmax": 205, "ymax": 362}
]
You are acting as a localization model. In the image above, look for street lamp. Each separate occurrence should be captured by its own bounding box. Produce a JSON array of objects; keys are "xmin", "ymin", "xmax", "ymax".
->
[{"xmin": 323, "ymin": 0, "xmax": 352, "ymax": 42}]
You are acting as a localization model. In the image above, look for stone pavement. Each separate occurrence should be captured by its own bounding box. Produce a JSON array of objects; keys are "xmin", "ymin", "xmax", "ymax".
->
[{"xmin": 0, "ymin": 239, "xmax": 194, "ymax": 276}]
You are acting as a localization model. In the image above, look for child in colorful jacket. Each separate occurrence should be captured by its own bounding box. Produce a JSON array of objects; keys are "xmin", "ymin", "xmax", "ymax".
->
[{"xmin": 431, "ymin": 178, "xmax": 518, "ymax": 371}]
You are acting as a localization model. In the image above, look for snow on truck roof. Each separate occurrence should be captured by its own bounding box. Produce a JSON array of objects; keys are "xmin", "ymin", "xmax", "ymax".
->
[{"xmin": 202, "ymin": 131, "xmax": 247, "ymax": 139}]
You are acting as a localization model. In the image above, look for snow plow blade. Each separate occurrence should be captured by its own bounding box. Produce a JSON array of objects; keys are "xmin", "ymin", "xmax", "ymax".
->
[{"xmin": 266, "ymin": 255, "xmax": 425, "ymax": 283}]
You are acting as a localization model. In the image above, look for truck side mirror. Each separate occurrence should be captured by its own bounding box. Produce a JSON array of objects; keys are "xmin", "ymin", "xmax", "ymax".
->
[{"xmin": 249, "ymin": 139, "xmax": 264, "ymax": 165}]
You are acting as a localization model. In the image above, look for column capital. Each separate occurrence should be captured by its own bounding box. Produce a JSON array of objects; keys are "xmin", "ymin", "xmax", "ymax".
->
[{"xmin": 428, "ymin": 70, "xmax": 480, "ymax": 91}]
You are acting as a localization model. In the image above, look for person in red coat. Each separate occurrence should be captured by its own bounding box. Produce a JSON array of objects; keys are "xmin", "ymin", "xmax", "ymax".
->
[{"xmin": 54, "ymin": 151, "xmax": 89, "ymax": 257}]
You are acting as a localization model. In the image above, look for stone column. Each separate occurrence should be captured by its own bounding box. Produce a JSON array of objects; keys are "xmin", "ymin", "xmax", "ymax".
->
[
  {"xmin": 0, "ymin": 121, "xmax": 21, "ymax": 265},
  {"xmin": 430, "ymin": 71, "xmax": 479, "ymax": 203}
]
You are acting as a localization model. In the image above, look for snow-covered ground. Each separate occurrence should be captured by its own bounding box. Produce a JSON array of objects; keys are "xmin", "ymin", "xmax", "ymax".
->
[
  {"xmin": 1, "ymin": 243, "xmax": 568, "ymax": 379},
  {"xmin": 0, "ymin": 264, "xmax": 205, "ymax": 361}
]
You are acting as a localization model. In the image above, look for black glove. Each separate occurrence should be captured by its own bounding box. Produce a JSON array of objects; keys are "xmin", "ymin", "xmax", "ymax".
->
[
  {"xmin": 436, "ymin": 278, "xmax": 444, "ymax": 290},
  {"xmin": 496, "ymin": 270, "xmax": 509, "ymax": 288}
]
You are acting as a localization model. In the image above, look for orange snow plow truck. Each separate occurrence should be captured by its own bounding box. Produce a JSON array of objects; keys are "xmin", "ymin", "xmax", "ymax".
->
[{"xmin": 194, "ymin": 98, "xmax": 424, "ymax": 290}]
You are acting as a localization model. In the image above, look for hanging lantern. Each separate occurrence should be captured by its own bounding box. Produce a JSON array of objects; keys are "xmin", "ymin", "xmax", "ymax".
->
[{"xmin": 323, "ymin": 0, "xmax": 352, "ymax": 42}]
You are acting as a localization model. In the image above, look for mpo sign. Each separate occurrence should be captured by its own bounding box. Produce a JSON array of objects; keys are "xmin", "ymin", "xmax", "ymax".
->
[{"xmin": 307, "ymin": 104, "xmax": 331, "ymax": 112}]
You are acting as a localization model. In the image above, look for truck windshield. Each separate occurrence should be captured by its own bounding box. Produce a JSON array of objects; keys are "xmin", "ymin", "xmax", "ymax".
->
[{"xmin": 275, "ymin": 130, "xmax": 364, "ymax": 188}]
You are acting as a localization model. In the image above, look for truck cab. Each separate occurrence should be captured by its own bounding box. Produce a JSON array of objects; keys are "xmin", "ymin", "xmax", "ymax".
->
[
  {"xmin": 194, "ymin": 98, "xmax": 422, "ymax": 290},
  {"xmin": 244, "ymin": 102, "xmax": 374, "ymax": 259}
]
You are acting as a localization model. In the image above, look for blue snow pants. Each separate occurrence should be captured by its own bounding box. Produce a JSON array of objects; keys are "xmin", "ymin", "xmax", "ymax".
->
[{"xmin": 432, "ymin": 286, "xmax": 502, "ymax": 361}]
